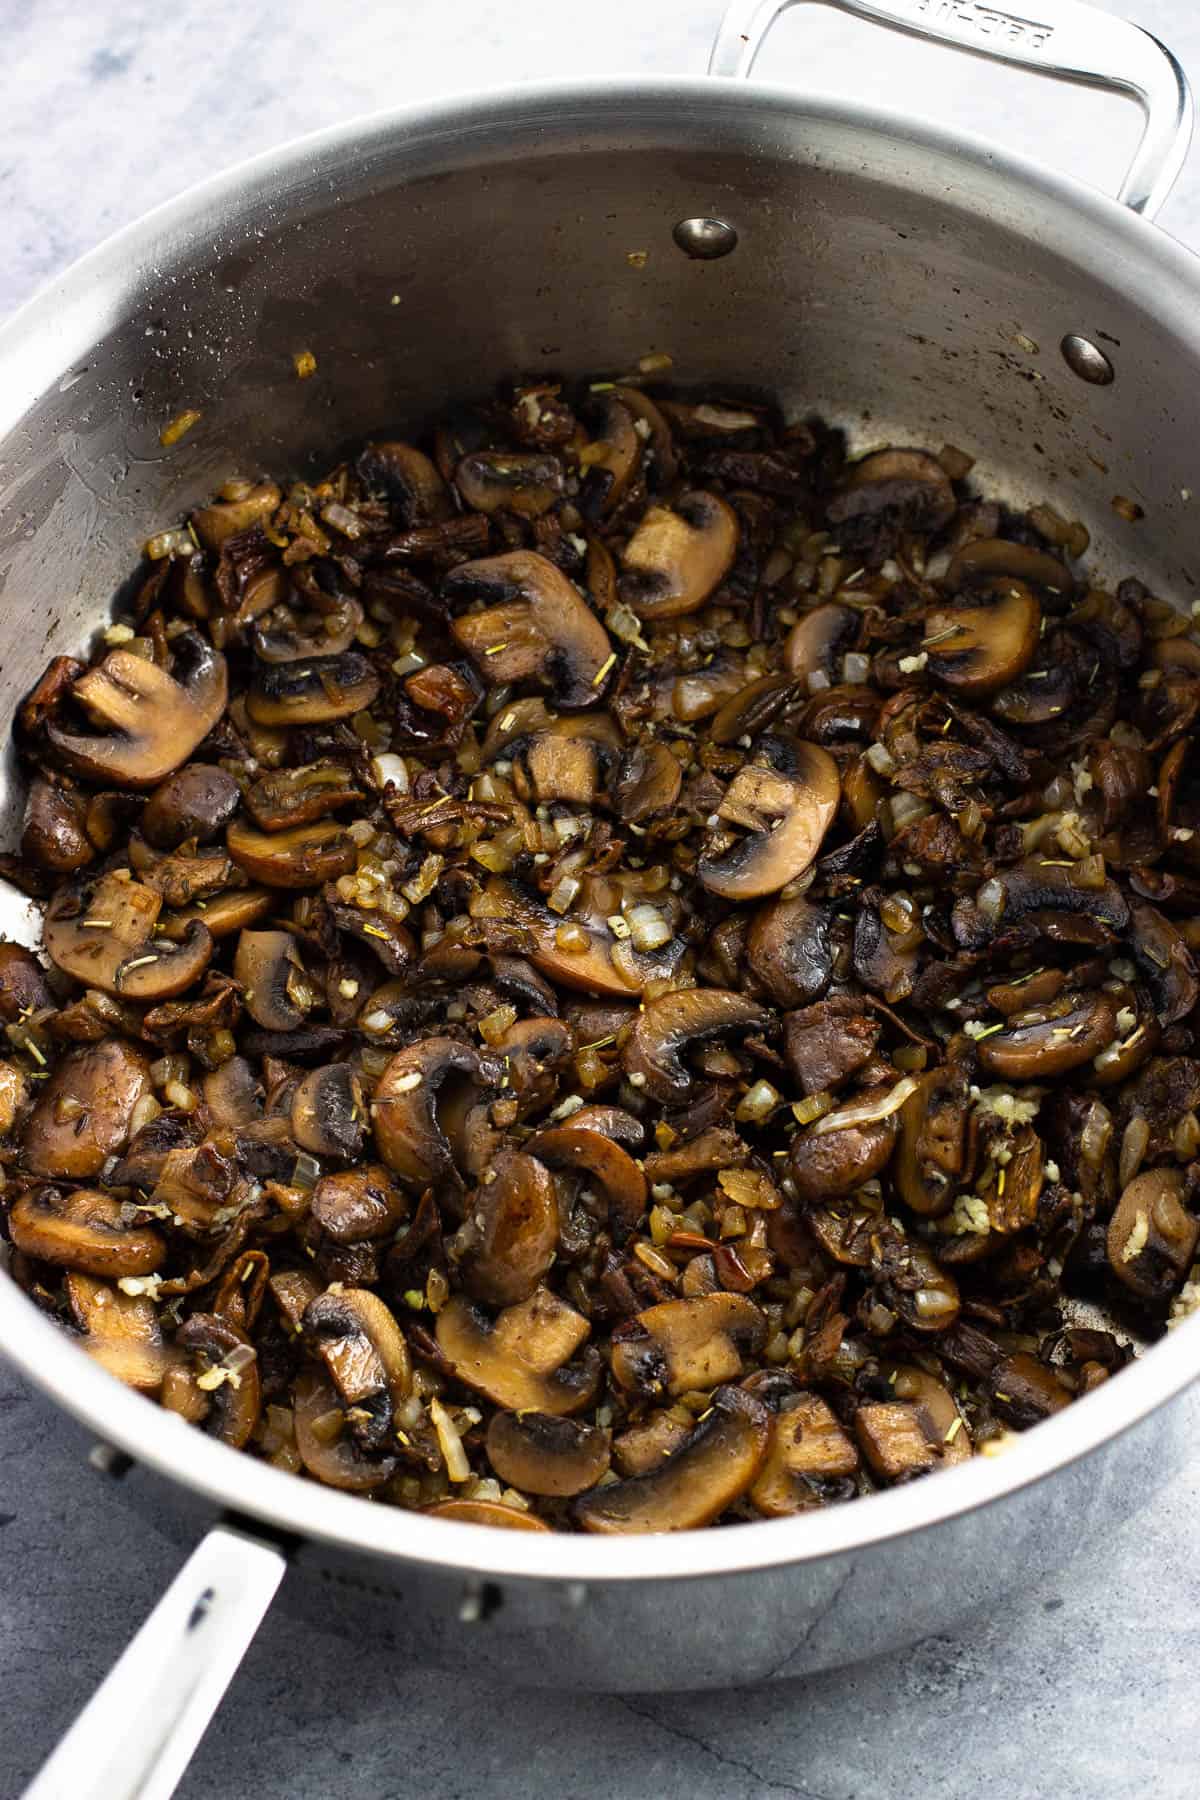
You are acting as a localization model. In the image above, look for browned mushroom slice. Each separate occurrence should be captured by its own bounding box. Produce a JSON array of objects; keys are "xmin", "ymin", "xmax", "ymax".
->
[
  {"xmin": 456, "ymin": 451, "xmax": 564, "ymax": 518},
  {"xmin": 894, "ymin": 1068, "xmax": 970, "ymax": 1217},
  {"xmin": 612, "ymin": 1409, "xmax": 692, "ymax": 1475},
  {"xmin": 20, "ymin": 1039, "xmax": 153, "ymax": 1179},
  {"xmin": 485, "ymin": 1411, "xmax": 611, "ymax": 1497},
  {"xmin": 311, "ymin": 1164, "xmax": 407, "ymax": 1243},
  {"xmin": 435, "ymin": 1288, "xmax": 601, "ymax": 1415},
  {"xmin": 0, "ymin": 943, "xmax": 53, "ymax": 1021},
  {"xmin": 882, "ymin": 1242, "xmax": 961, "ymax": 1333},
  {"xmin": 709, "ymin": 672, "xmax": 806, "ymax": 747},
  {"xmin": 141, "ymin": 765, "xmax": 241, "ymax": 849},
  {"xmin": 494, "ymin": 1017, "xmax": 574, "ymax": 1116},
  {"xmin": 449, "ymin": 1150, "xmax": 560, "ymax": 1306},
  {"xmin": 162, "ymin": 887, "xmax": 274, "ymax": 941},
  {"xmin": 789, "ymin": 1092, "xmax": 902, "ymax": 1204},
  {"xmin": 447, "ymin": 551, "xmax": 613, "ymax": 708},
  {"xmin": 578, "ymin": 393, "xmax": 644, "ymax": 513},
  {"xmin": 784, "ymin": 603, "xmax": 861, "ymax": 687},
  {"xmin": 510, "ymin": 716, "xmax": 620, "ymax": 808},
  {"xmin": 226, "ymin": 818, "xmax": 356, "ymax": 887},
  {"xmin": 976, "ymin": 991, "xmax": 1118, "ymax": 1080},
  {"xmin": 952, "ymin": 856, "xmax": 1128, "ymax": 950},
  {"xmin": 292, "ymin": 1366, "xmax": 397, "ymax": 1492},
  {"xmin": 190, "ymin": 482, "xmax": 281, "ymax": 551},
  {"xmin": 303, "ymin": 1287, "xmax": 411, "ymax": 1449},
  {"xmin": 923, "ymin": 578, "xmax": 1041, "ymax": 697},
  {"xmin": 203, "ymin": 1055, "xmax": 263, "ymax": 1128},
  {"xmin": 246, "ymin": 652, "xmax": 380, "ymax": 727},
  {"xmin": 618, "ymin": 491, "xmax": 738, "ymax": 619},
  {"xmin": 244, "ymin": 761, "xmax": 362, "ymax": 832},
  {"xmin": 607, "ymin": 741, "xmax": 683, "ymax": 821},
  {"xmin": 291, "ymin": 1063, "xmax": 366, "ymax": 1160},
  {"xmin": 21, "ymin": 777, "xmax": 93, "ymax": 873},
  {"xmin": 610, "ymin": 1292, "xmax": 767, "ymax": 1398},
  {"xmin": 44, "ymin": 871, "xmax": 213, "ymax": 1000},
  {"xmin": 610, "ymin": 385, "xmax": 678, "ymax": 487},
  {"xmin": 826, "ymin": 449, "xmax": 955, "ymax": 545},
  {"xmin": 162, "ymin": 1314, "xmax": 261, "ymax": 1449},
  {"xmin": 8, "ymin": 1187, "xmax": 164, "ymax": 1277},
  {"xmin": 565, "ymin": 1103, "xmax": 645, "ymax": 1148},
  {"xmin": 575, "ymin": 1386, "xmax": 769, "ymax": 1533},
  {"xmin": 945, "ymin": 537, "xmax": 1075, "ymax": 601},
  {"xmin": 854, "ymin": 1401, "xmax": 938, "ymax": 1481},
  {"xmin": 233, "ymin": 929, "xmax": 314, "ymax": 1031},
  {"xmin": 47, "ymin": 634, "xmax": 227, "ymax": 787},
  {"xmin": 749, "ymin": 1392, "xmax": 861, "ymax": 1516},
  {"xmin": 988, "ymin": 1353, "xmax": 1071, "ymax": 1427},
  {"xmin": 65, "ymin": 1273, "xmax": 168, "ymax": 1393},
  {"xmin": 470, "ymin": 877, "xmax": 682, "ymax": 998},
  {"xmin": 357, "ymin": 442, "xmax": 452, "ymax": 524},
  {"xmin": 372, "ymin": 1038, "xmax": 501, "ymax": 1188},
  {"xmin": 890, "ymin": 1366, "xmax": 972, "ymax": 1464},
  {"xmin": 1128, "ymin": 902, "xmax": 1200, "ymax": 1025},
  {"xmin": 747, "ymin": 895, "xmax": 835, "ymax": 1007},
  {"xmin": 698, "ymin": 736, "xmax": 840, "ymax": 900},
  {"xmin": 424, "ymin": 1500, "xmax": 551, "ymax": 1531},
  {"xmin": 623, "ymin": 988, "xmax": 768, "ymax": 1101},
  {"xmin": 0, "ymin": 1061, "xmax": 29, "ymax": 1138},
  {"xmin": 250, "ymin": 594, "xmax": 365, "ymax": 664},
  {"xmin": 1107, "ymin": 1167, "xmax": 1200, "ymax": 1302},
  {"xmin": 524, "ymin": 1125, "xmax": 648, "ymax": 1244}
]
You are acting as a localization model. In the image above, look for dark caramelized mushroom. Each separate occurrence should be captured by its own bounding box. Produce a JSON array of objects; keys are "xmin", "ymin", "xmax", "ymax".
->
[
  {"xmin": 246, "ymin": 653, "xmax": 380, "ymax": 726},
  {"xmin": 292, "ymin": 1366, "xmax": 397, "ymax": 1491},
  {"xmin": 141, "ymin": 765, "xmax": 241, "ymax": 849},
  {"xmin": 524, "ymin": 1125, "xmax": 648, "ymax": 1244},
  {"xmin": 456, "ymin": 451, "xmax": 564, "ymax": 518},
  {"xmin": 698, "ymin": 736, "xmax": 840, "ymax": 900},
  {"xmin": 291, "ymin": 1063, "xmax": 366, "ymax": 1159},
  {"xmin": 607, "ymin": 741, "xmax": 682, "ymax": 821},
  {"xmin": 827, "ymin": 448, "xmax": 955, "ymax": 547},
  {"xmin": 447, "ymin": 551, "xmax": 614, "ymax": 709},
  {"xmin": 623, "ymin": 989, "xmax": 768, "ymax": 1100},
  {"xmin": 1107, "ymin": 1167, "xmax": 1199, "ymax": 1301},
  {"xmin": 234, "ymin": 929, "xmax": 313, "ymax": 1031},
  {"xmin": 303, "ymin": 1287, "xmax": 411, "ymax": 1449},
  {"xmin": 311, "ymin": 1164, "xmax": 407, "ymax": 1243},
  {"xmin": 449, "ymin": 1151, "xmax": 560, "ymax": 1306},
  {"xmin": 486, "ymin": 1411, "xmax": 611, "ymax": 1496},
  {"xmin": 21, "ymin": 778, "xmax": 93, "ymax": 873},
  {"xmin": 924, "ymin": 578, "xmax": 1042, "ymax": 697},
  {"xmin": 976, "ymin": 991, "xmax": 1118, "ymax": 1080},
  {"xmin": 746, "ymin": 895, "xmax": 835, "ymax": 1006},
  {"xmin": 372, "ymin": 1038, "xmax": 501, "ymax": 1188},
  {"xmin": 244, "ymin": 762, "xmax": 362, "ymax": 832},
  {"xmin": 20, "ymin": 1040, "xmax": 152, "ymax": 1178},
  {"xmin": 575, "ymin": 1386, "xmax": 769, "ymax": 1533}
]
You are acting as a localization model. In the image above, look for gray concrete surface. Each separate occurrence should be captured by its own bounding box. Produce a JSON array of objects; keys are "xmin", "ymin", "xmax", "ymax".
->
[{"xmin": 4, "ymin": 1, "xmax": 1200, "ymax": 1795}]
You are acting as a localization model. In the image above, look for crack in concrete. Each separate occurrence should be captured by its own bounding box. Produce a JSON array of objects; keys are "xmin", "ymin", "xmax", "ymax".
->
[
  {"xmin": 616, "ymin": 1695, "xmax": 836, "ymax": 1800},
  {"xmin": 760, "ymin": 1563, "xmax": 857, "ymax": 1685}
]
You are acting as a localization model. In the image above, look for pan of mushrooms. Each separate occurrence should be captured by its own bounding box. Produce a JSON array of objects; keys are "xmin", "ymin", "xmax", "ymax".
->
[{"xmin": 8, "ymin": 1, "xmax": 1200, "ymax": 1790}]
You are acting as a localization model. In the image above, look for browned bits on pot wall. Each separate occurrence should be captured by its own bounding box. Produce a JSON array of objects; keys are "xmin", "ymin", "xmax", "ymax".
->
[{"xmin": 3, "ymin": 365, "xmax": 1199, "ymax": 1533}]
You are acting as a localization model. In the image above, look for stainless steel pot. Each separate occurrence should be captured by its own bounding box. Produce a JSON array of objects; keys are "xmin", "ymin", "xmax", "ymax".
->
[{"xmin": 4, "ymin": 1, "xmax": 1200, "ymax": 1793}]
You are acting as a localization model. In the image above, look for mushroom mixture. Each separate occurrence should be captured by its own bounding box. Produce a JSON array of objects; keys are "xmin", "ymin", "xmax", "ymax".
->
[{"xmin": 3, "ymin": 372, "xmax": 1200, "ymax": 1535}]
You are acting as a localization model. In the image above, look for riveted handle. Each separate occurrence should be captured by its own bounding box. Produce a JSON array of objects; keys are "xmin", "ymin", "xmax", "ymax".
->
[
  {"xmin": 23, "ymin": 1524, "xmax": 287, "ymax": 1800},
  {"xmin": 709, "ymin": 0, "xmax": 1193, "ymax": 219}
]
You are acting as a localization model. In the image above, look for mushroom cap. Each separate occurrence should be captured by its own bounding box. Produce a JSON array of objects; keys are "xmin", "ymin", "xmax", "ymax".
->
[
  {"xmin": 20, "ymin": 1040, "xmax": 153, "ymax": 1180},
  {"xmin": 623, "ymin": 987, "xmax": 769, "ymax": 1101},
  {"xmin": 524, "ymin": 1126, "xmax": 648, "ymax": 1244},
  {"xmin": 372, "ymin": 1037, "xmax": 501, "ymax": 1189},
  {"xmin": 48, "ymin": 636, "xmax": 227, "ymax": 787},
  {"xmin": 698, "ymin": 736, "xmax": 840, "ymax": 901},
  {"xmin": 8, "ymin": 1184, "xmax": 164, "ymax": 1277},
  {"xmin": 447, "ymin": 551, "xmax": 614, "ymax": 710},
  {"xmin": 451, "ymin": 1150, "xmax": 560, "ymax": 1307},
  {"xmin": 925, "ymin": 577, "xmax": 1042, "ymax": 697},
  {"xmin": 43, "ymin": 870, "xmax": 214, "ymax": 999}
]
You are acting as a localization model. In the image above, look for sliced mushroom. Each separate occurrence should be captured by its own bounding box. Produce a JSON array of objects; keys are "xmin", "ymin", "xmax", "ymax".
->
[
  {"xmin": 578, "ymin": 394, "xmax": 641, "ymax": 518},
  {"xmin": 610, "ymin": 1292, "xmax": 767, "ymax": 1398},
  {"xmin": 618, "ymin": 491, "xmax": 739, "ymax": 619},
  {"xmin": 510, "ymin": 716, "xmax": 619, "ymax": 808},
  {"xmin": 446, "ymin": 551, "xmax": 613, "ymax": 708},
  {"xmin": 749, "ymin": 1392, "xmax": 860, "ymax": 1516},
  {"xmin": 291, "ymin": 1063, "xmax": 366, "ymax": 1160},
  {"xmin": 166, "ymin": 1313, "xmax": 261, "ymax": 1449},
  {"xmin": 494, "ymin": 1017, "xmax": 574, "ymax": 1116},
  {"xmin": 946, "ymin": 537, "xmax": 1074, "ymax": 601},
  {"xmin": 976, "ymin": 991, "xmax": 1118, "ymax": 1080},
  {"xmin": 292, "ymin": 1365, "xmax": 397, "ymax": 1491},
  {"xmin": 470, "ymin": 876, "xmax": 682, "ymax": 998},
  {"xmin": 356, "ymin": 442, "xmax": 452, "ymax": 525},
  {"xmin": 607, "ymin": 741, "xmax": 683, "ymax": 821},
  {"xmin": 8, "ymin": 1186, "xmax": 164, "ymax": 1276},
  {"xmin": 953, "ymin": 857, "xmax": 1129, "ymax": 950},
  {"xmin": 456, "ymin": 451, "xmax": 564, "ymax": 518},
  {"xmin": 48, "ymin": 635, "xmax": 228, "ymax": 787},
  {"xmin": 226, "ymin": 818, "xmax": 356, "ymax": 887},
  {"xmin": 141, "ymin": 765, "xmax": 241, "ymax": 849},
  {"xmin": 784, "ymin": 603, "xmax": 861, "ymax": 687},
  {"xmin": 0, "ymin": 943, "xmax": 53, "ymax": 1021},
  {"xmin": 789, "ymin": 1102, "xmax": 899, "ymax": 1202},
  {"xmin": 372, "ymin": 1038, "xmax": 501, "ymax": 1188},
  {"xmin": 20, "ymin": 1039, "xmax": 152, "ymax": 1179},
  {"xmin": 854, "ymin": 1401, "xmax": 938, "ymax": 1481},
  {"xmin": 65, "ymin": 1272, "xmax": 168, "ymax": 1393},
  {"xmin": 250, "ymin": 597, "xmax": 365, "ymax": 664},
  {"xmin": 1129, "ymin": 902, "xmax": 1199, "ymax": 1026},
  {"xmin": 826, "ymin": 449, "xmax": 955, "ymax": 546},
  {"xmin": 303, "ymin": 1287, "xmax": 411, "ymax": 1449},
  {"xmin": 746, "ymin": 895, "xmax": 835, "ymax": 1007},
  {"xmin": 1107, "ymin": 1167, "xmax": 1200, "ymax": 1301},
  {"xmin": 524, "ymin": 1125, "xmax": 648, "ymax": 1245},
  {"xmin": 424, "ymin": 1499, "xmax": 551, "ymax": 1531},
  {"xmin": 449, "ymin": 1151, "xmax": 559, "ymax": 1306},
  {"xmin": 0, "ymin": 1060, "xmax": 29, "ymax": 1138},
  {"xmin": 44, "ymin": 871, "xmax": 213, "ymax": 1000},
  {"xmin": 161, "ymin": 887, "xmax": 274, "ymax": 941},
  {"xmin": 610, "ymin": 385, "xmax": 678, "ymax": 487},
  {"xmin": 311, "ymin": 1164, "xmax": 407, "ymax": 1243},
  {"xmin": 623, "ymin": 988, "xmax": 768, "ymax": 1101},
  {"xmin": 890, "ymin": 1366, "xmax": 972, "ymax": 1463},
  {"xmin": 485, "ymin": 1411, "xmax": 611, "ymax": 1497},
  {"xmin": 243, "ymin": 762, "xmax": 362, "ymax": 832},
  {"xmin": 234, "ymin": 929, "xmax": 314, "ymax": 1031},
  {"xmin": 894, "ymin": 1068, "xmax": 970, "ymax": 1217},
  {"xmin": 575, "ymin": 1386, "xmax": 769, "ymax": 1533},
  {"xmin": 21, "ymin": 777, "xmax": 93, "ymax": 873},
  {"xmin": 989, "ymin": 1352, "xmax": 1071, "ymax": 1427},
  {"xmin": 435, "ymin": 1288, "xmax": 601, "ymax": 1415},
  {"xmin": 246, "ymin": 653, "xmax": 381, "ymax": 726},
  {"xmin": 923, "ymin": 578, "xmax": 1041, "ymax": 697},
  {"xmin": 698, "ymin": 736, "xmax": 840, "ymax": 900},
  {"xmin": 203, "ymin": 1055, "xmax": 263, "ymax": 1128},
  {"xmin": 191, "ymin": 482, "xmax": 281, "ymax": 551},
  {"xmin": 880, "ymin": 1241, "xmax": 961, "ymax": 1333}
]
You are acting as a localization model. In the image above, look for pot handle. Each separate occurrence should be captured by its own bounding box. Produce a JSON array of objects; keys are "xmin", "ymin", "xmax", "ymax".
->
[
  {"xmin": 708, "ymin": 0, "xmax": 1193, "ymax": 219},
  {"xmin": 22, "ymin": 1521, "xmax": 287, "ymax": 1800}
]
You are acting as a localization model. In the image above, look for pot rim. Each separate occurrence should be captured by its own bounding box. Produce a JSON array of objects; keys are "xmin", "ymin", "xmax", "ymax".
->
[{"xmin": 2, "ymin": 73, "xmax": 1199, "ymax": 1584}]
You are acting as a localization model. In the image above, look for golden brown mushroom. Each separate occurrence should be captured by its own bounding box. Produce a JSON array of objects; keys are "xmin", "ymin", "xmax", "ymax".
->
[
  {"xmin": 243, "ymin": 762, "xmax": 363, "ymax": 833},
  {"xmin": 191, "ymin": 482, "xmax": 281, "ymax": 551},
  {"xmin": 43, "ymin": 871, "xmax": 213, "ymax": 999},
  {"xmin": 20, "ymin": 1040, "xmax": 152, "ymax": 1179},
  {"xmin": 1107, "ymin": 1167, "xmax": 1200, "ymax": 1302},
  {"xmin": 854, "ymin": 1401, "xmax": 938, "ymax": 1481},
  {"xmin": 784, "ymin": 603, "xmax": 861, "ymax": 687},
  {"xmin": 923, "ymin": 577, "xmax": 1042, "ymax": 697},
  {"xmin": 447, "ymin": 551, "xmax": 614, "ymax": 708},
  {"xmin": 372, "ymin": 1038, "xmax": 501, "ymax": 1188},
  {"xmin": 291, "ymin": 1063, "xmax": 366, "ymax": 1160},
  {"xmin": 65, "ymin": 1272, "xmax": 169, "ymax": 1394},
  {"xmin": 578, "ymin": 394, "xmax": 642, "ymax": 518},
  {"xmin": 21, "ymin": 777, "xmax": 93, "ymax": 873},
  {"xmin": 698, "ymin": 736, "xmax": 840, "ymax": 900},
  {"xmin": 435, "ymin": 1288, "xmax": 601, "ymax": 1415},
  {"xmin": 976, "ymin": 991, "xmax": 1118, "ymax": 1080},
  {"xmin": 246, "ymin": 652, "xmax": 381, "ymax": 727},
  {"xmin": 8, "ymin": 1186, "xmax": 164, "ymax": 1277},
  {"xmin": 524, "ymin": 1125, "xmax": 648, "ymax": 1244},
  {"xmin": 424, "ymin": 1499, "xmax": 551, "ymax": 1530},
  {"xmin": 291, "ymin": 1366, "xmax": 398, "ymax": 1491},
  {"xmin": 610, "ymin": 1292, "xmax": 767, "ymax": 1398},
  {"xmin": 234, "ymin": 929, "xmax": 314, "ymax": 1031},
  {"xmin": 310, "ymin": 1164, "xmax": 407, "ymax": 1243},
  {"xmin": 449, "ymin": 1151, "xmax": 560, "ymax": 1306},
  {"xmin": 623, "ymin": 987, "xmax": 768, "ymax": 1101},
  {"xmin": 47, "ymin": 634, "xmax": 227, "ymax": 787},
  {"xmin": 575, "ymin": 1386, "xmax": 769, "ymax": 1533},
  {"xmin": 485, "ymin": 1411, "xmax": 611, "ymax": 1497},
  {"xmin": 618, "ymin": 491, "xmax": 738, "ymax": 619},
  {"xmin": 749, "ymin": 1392, "xmax": 860, "ymax": 1516},
  {"xmin": 303, "ymin": 1287, "xmax": 411, "ymax": 1449},
  {"xmin": 456, "ymin": 451, "xmax": 564, "ymax": 518},
  {"xmin": 894, "ymin": 1069, "xmax": 970, "ymax": 1217},
  {"xmin": 226, "ymin": 818, "xmax": 356, "ymax": 887}
]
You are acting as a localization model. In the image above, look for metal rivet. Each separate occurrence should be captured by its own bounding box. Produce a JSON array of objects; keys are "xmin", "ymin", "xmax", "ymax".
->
[
  {"xmin": 1061, "ymin": 334, "xmax": 1115, "ymax": 385},
  {"xmin": 672, "ymin": 217, "xmax": 739, "ymax": 260}
]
